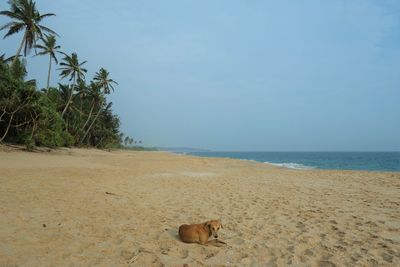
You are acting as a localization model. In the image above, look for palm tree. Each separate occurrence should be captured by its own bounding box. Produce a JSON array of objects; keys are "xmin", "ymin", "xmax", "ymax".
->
[
  {"xmin": 58, "ymin": 52, "xmax": 87, "ymax": 118},
  {"xmin": 81, "ymin": 68, "xmax": 117, "ymax": 144},
  {"xmin": 75, "ymin": 79, "xmax": 88, "ymax": 100},
  {"xmin": 57, "ymin": 83, "xmax": 73, "ymax": 113},
  {"xmin": 0, "ymin": 0, "xmax": 57, "ymax": 65},
  {"xmin": 80, "ymin": 81, "xmax": 102, "ymax": 135},
  {"xmin": 35, "ymin": 34, "xmax": 61, "ymax": 90},
  {"xmin": 93, "ymin": 68, "xmax": 118, "ymax": 94}
]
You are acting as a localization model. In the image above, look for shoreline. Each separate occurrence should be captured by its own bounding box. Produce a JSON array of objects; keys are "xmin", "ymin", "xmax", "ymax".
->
[
  {"xmin": 2, "ymin": 144, "xmax": 398, "ymax": 173},
  {"xmin": 1, "ymin": 148, "xmax": 399, "ymax": 266},
  {"xmin": 174, "ymin": 151, "xmax": 400, "ymax": 173}
]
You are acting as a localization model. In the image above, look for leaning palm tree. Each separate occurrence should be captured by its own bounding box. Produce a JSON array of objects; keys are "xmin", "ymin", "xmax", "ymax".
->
[
  {"xmin": 35, "ymin": 34, "xmax": 61, "ymax": 90},
  {"xmin": 58, "ymin": 52, "xmax": 87, "ymax": 118},
  {"xmin": 57, "ymin": 83, "xmax": 72, "ymax": 112},
  {"xmin": 80, "ymin": 81, "xmax": 103, "ymax": 139},
  {"xmin": 0, "ymin": 0, "xmax": 57, "ymax": 65},
  {"xmin": 81, "ymin": 68, "xmax": 117, "ymax": 144},
  {"xmin": 93, "ymin": 68, "xmax": 118, "ymax": 94}
]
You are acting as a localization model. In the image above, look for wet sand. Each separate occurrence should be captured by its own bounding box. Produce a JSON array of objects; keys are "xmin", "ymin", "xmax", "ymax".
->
[{"xmin": 0, "ymin": 147, "xmax": 399, "ymax": 266}]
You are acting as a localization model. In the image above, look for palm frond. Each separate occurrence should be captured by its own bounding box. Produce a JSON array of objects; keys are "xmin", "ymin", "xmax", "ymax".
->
[
  {"xmin": 39, "ymin": 13, "xmax": 56, "ymax": 19},
  {"xmin": 58, "ymin": 51, "xmax": 68, "ymax": 57},
  {"xmin": 52, "ymin": 54, "xmax": 59, "ymax": 64},
  {"xmin": 35, "ymin": 51, "xmax": 47, "ymax": 56},
  {"xmin": 38, "ymin": 25, "xmax": 58, "ymax": 36},
  {"xmin": 3, "ymin": 23, "xmax": 24, "ymax": 38},
  {"xmin": 35, "ymin": 44, "xmax": 47, "ymax": 50},
  {"xmin": 0, "ymin": 10, "xmax": 24, "ymax": 20},
  {"xmin": 0, "ymin": 21, "xmax": 16, "ymax": 31}
]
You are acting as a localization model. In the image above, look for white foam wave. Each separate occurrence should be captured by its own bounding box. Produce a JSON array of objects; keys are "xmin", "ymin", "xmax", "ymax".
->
[
  {"xmin": 264, "ymin": 162, "xmax": 316, "ymax": 170},
  {"xmin": 239, "ymin": 158, "xmax": 257, "ymax": 162}
]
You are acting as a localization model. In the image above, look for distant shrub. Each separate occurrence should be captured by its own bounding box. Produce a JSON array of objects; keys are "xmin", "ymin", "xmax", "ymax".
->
[{"xmin": 24, "ymin": 136, "xmax": 35, "ymax": 151}]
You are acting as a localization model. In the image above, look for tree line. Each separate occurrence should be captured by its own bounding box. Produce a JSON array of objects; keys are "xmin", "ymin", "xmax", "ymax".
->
[{"xmin": 0, "ymin": 0, "xmax": 128, "ymax": 149}]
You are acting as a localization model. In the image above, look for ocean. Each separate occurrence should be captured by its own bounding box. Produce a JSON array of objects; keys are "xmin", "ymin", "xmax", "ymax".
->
[{"xmin": 187, "ymin": 152, "xmax": 400, "ymax": 172}]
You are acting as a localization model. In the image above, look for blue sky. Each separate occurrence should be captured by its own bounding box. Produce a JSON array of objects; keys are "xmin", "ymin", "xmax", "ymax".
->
[{"xmin": 1, "ymin": 0, "xmax": 399, "ymax": 151}]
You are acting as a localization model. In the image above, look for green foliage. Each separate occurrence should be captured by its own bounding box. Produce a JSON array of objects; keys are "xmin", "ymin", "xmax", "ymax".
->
[
  {"xmin": 0, "ymin": 56, "xmax": 122, "ymax": 149},
  {"xmin": 121, "ymin": 146, "xmax": 158, "ymax": 151},
  {"xmin": 0, "ymin": 1, "xmax": 125, "ymax": 150},
  {"xmin": 32, "ymin": 94, "xmax": 74, "ymax": 147},
  {"xmin": 59, "ymin": 53, "xmax": 87, "ymax": 82},
  {"xmin": 0, "ymin": 58, "xmax": 76, "ymax": 148},
  {"xmin": 24, "ymin": 136, "xmax": 35, "ymax": 151},
  {"xmin": 83, "ymin": 102, "xmax": 121, "ymax": 148}
]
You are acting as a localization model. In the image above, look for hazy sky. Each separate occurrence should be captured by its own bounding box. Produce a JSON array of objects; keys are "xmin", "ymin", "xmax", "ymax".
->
[{"xmin": 1, "ymin": 0, "xmax": 399, "ymax": 151}]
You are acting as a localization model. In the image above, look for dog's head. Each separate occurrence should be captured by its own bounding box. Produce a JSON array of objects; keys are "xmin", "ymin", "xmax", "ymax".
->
[{"xmin": 205, "ymin": 220, "xmax": 223, "ymax": 239}]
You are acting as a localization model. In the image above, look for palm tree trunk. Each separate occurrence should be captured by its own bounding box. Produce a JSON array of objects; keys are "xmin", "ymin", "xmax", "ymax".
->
[
  {"xmin": 78, "ymin": 100, "xmax": 95, "ymax": 144},
  {"xmin": 12, "ymin": 31, "xmax": 26, "ymax": 66},
  {"xmin": 82, "ymin": 100, "xmax": 95, "ymax": 130},
  {"xmin": 46, "ymin": 55, "xmax": 52, "ymax": 90},
  {"xmin": 0, "ymin": 112, "xmax": 15, "ymax": 143},
  {"xmin": 61, "ymin": 76, "xmax": 75, "ymax": 118},
  {"xmin": 81, "ymin": 100, "xmax": 103, "ymax": 144}
]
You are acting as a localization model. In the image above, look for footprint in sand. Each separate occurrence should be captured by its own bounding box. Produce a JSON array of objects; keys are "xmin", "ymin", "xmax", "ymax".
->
[
  {"xmin": 350, "ymin": 252, "xmax": 363, "ymax": 264},
  {"xmin": 205, "ymin": 251, "xmax": 217, "ymax": 260},
  {"xmin": 233, "ymin": 238, "xmax": 245, "ymax": 245},
  {"xmin": 128, "ymin": 248, "xmax": 161, "ymax": 266},
  {"xmin": 121, "ymin": 249, "xmax": 138, "ymax": 262},
  {"xmin": 318, "ymin": 260, "xmax": 336, "ymax": 267},
  {"xmin": 160, "ymin": 247, "xmax": 169, "ymax": 255},
  {"xmin": 381, "ymin": 252, "xmax": 393, "ymax": 263},
  {"xmin": 240, "ymin": 254, "xmax": 252, "ymax": 265},
  {"xmin": 304, "ymin": 249, "xmax": 314, "ymax": 257},
  {"xmin": 266, "ymin": 258, "xmax": 278, "ymax": 267},
  {"xmin": 180, "ymin": 249, "xmax": 189, "ymax": 259},
  {"xmin": 337, "ymin": 231, "xmax": 345, "ymax": 238},
  {"xmin": 296, "ymin": 221, "xmax": 306, "ymax": 229}
]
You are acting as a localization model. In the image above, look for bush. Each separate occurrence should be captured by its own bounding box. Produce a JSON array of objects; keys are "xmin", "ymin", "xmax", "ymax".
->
[
  {"xmin": 24, "ymin": 136, "xmax": 35, "ymax": 151},
  {"xmin": 32, "ymin": 94, "xmax": 74, "ymax": 147}
]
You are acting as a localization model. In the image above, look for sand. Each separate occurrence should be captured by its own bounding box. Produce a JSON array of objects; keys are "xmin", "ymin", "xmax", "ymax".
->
[{"xmin": 0, "ymin": 147, "xmax": 399, "ymax": 266}]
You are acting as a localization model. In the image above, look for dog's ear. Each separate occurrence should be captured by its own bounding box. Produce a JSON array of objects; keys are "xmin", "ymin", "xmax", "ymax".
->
[{"xmin": 220, "ymin": 223, "xmax": 223, "ymax": 229}]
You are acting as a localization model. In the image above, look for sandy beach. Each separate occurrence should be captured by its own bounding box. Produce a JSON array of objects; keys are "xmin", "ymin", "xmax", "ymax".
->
[{"xmin": 0, "ymin": 147, "xmax": 399, "ymax": 266}]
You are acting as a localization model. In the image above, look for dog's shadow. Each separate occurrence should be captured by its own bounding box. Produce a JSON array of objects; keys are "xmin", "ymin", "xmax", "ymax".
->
[
  {"xmin": 164, "ymin": 227, "xmax": 180, "ymax": 241},
  {"xmin": 207, "ymin": 239, "xmax": 228, "ymax": 247}
]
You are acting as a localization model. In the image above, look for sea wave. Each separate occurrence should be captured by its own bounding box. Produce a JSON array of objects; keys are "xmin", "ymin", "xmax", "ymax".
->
[{"xmin": 264, "ymin": 162, "xmax": 316, "ymax": 170}]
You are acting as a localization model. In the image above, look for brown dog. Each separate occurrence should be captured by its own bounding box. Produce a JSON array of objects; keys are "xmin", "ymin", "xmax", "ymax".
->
[{"xmin": 178, "ymin": 220, "xmax": 223, "ymax": 245}]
